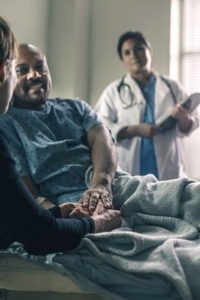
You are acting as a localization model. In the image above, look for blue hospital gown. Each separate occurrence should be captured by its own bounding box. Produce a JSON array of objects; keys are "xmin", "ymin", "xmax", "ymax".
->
[{"xmin": 0, "ymin": 98, "xmax": 102, "ymax": 203}]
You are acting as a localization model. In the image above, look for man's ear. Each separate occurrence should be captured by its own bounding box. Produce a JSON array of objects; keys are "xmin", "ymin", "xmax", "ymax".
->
[{"xmin": 0, "ymin": 60, "xmax": 8, "ymax": 83}]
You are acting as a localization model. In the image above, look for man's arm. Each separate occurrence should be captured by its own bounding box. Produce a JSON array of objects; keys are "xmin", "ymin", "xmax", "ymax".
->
[{"xmin": 80, "ymin": 124, "xmax": 117, "ymax": 213}]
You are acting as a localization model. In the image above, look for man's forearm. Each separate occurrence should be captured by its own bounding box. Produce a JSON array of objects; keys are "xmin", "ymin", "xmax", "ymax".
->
[
  {"xmin": 87, "ymin": 125, "xmax": 117, "ymax": 189},
  {"xmin": 91, "ymin": 136, "xmax": 117, "ymax": 188}
]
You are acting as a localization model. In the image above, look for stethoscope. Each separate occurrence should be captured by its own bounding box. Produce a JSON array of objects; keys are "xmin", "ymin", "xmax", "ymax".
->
[
  {"xmin": 117, "ymin": 75, "xmax": 177, "ymax": 109},
  {"xmin": 117, "ymin": 76, "xmax": 135, "ymax": 109}
]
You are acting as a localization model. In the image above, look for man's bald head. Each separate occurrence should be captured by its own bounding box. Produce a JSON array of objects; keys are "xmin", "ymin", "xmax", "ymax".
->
[
  {"xmin": 13, "ymin": 43, "xmax": 52, "ymax": 110},
  {"xmin": 17, "ymin": 43, "xmax": 44, "ymax": 60}
]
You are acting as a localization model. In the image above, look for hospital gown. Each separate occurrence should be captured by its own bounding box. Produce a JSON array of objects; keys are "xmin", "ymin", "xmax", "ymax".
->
[{"xmin": 0, "ymin": 98, "xmax": 102, "ymax": 204}]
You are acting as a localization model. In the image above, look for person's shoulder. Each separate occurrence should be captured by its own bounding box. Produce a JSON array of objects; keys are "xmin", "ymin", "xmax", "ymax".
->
[
  {"xmin": 159, "ymin": 74, "xmax": 182, "ymax": 89},
  {"xmin": 103, "ymin": 78, "xmax": 121, "ymax": 91},
  {"xmin": 0, "ymin": 134, "xmax": 7, "ymax": 148},
  {"xmin": 0, "ymin": 110, "xmax": 12, "ymax": 125},
  {"xmin": 0, "ymin": 134, "xmax": 12, "ymax": 160},
  {"xmin": 98, "ymin": 79, "xmax": 122, "ymax": 101},
  {"xmin": 158, "ymin": 74, "xmax": 186, "ymax": 99},
  {"xmin": 48, "ymin": 97, "xmax": 85, "ymax": 106}
]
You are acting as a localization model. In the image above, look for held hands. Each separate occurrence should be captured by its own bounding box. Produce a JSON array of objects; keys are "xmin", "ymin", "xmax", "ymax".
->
[
  {"xmin": 58, "ymin": 200, "xmax": 121, "ymax": 233},
  {"xmin": 137, "ymin": 123, "xmax": 160, "ymax": 138},
  {"xmin": 81, "ymin": 199, "xmax": 122, "ymax": 233},
  {"xmin": 79, "ymin": 185, "xmax": 113, "ymax": 214},
  {"xmin": 91, "ymin": 208, "xmax": 121, "ymax": 233},
  {"xmin": 58, "ymin": 198, "xmax": 112, "ymax": 218},
  {"xmin": 58, "ymin": 202, "xmax": 91, "ymax": 218}
]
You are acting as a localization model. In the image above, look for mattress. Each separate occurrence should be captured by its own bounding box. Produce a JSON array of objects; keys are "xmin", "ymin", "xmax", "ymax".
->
[{"xmin": 0, "ymin": 255, "xmax": 102, "ymax": 300}]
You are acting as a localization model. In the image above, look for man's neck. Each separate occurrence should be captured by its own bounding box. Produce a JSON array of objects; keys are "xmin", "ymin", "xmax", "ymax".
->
[{"xmin": 11, "ymin": 97, "xmax": 47, "ymax": 111}]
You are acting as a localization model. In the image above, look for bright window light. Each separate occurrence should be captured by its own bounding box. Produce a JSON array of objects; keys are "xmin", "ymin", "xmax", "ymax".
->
[{"xmin": 171, "ymin": 0, "xmax": 200, "ymax": 180}]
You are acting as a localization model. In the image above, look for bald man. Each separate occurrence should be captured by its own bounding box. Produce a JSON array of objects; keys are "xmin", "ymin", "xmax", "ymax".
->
[{"xmin": 0, "ymin": 44, "xmax": 117, "ymax": 214}]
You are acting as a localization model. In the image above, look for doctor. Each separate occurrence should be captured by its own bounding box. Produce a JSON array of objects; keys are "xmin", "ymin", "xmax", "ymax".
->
[{"xmin": 95, "ymin": 31, "xmax": 199, "ymax": 180}]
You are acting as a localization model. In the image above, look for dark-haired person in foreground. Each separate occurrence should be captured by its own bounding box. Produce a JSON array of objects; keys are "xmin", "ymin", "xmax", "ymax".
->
[{"xmin": 0, "ymin": 16, "xmax": 121, "ymax": 255}]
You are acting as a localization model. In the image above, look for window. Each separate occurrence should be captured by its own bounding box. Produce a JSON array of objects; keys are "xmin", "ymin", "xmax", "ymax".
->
[{"xmin": 170, "ymin": 0, "xmax": 200, "ymax": 180}]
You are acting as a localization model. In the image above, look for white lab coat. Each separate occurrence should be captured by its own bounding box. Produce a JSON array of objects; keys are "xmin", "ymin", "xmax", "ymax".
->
[{"xmin": 95, "ymin": 73, "xmax": 200, "ymax": 180}]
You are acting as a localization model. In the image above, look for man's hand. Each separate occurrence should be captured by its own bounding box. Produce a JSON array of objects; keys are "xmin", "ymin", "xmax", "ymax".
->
[{"xmin": 80, "ymin": 186, "xmax": 113, "ymax": 214}]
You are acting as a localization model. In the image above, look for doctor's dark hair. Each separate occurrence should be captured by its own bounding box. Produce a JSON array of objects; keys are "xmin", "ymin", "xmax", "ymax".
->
[
  {"xmin": 0, "ymin": 16, "xmax": 16, "ymax": 64},
  {"xmin": 117, "ymin": 31, "xmax": 151, "ymax": 60}
]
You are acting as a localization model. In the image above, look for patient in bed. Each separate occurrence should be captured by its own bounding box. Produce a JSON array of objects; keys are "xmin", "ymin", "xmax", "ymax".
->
[
  {"xmin": 2, "ymin": 17, "xmax": 200, "ymax": 300},
  {"xmin": 0, "ymin": 16, "xmax": 121, "ymax": 255},
  {"xmin": 0, "ymin": 42, "xmax": 120, "ymax": 215}
]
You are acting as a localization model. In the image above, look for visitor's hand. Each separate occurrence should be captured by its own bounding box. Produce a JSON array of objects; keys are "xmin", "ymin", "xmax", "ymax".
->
[
  {"xmin": 92, "ymin": 209, "xmax": 121, "ymax": 232},
  {"xmin": 137, "ymin": 123, "xmax": 160, "ymax": 137},
  {"xmin": 58, "ymin": 202, "xmax": 90, "ymax": 218},
  {"xmin": 80, "ymin": 185, "xmax": 113, "ymax": 214}
]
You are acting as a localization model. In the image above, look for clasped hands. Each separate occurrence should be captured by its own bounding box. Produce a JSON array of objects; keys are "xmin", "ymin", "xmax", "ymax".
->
[
  {"xmin": 58, "ymin": 186, "xmax": 121, "ymax": 233},
  {"xmin": 59, "ymin": 185, "xmax": 113, "ymax": 218}
]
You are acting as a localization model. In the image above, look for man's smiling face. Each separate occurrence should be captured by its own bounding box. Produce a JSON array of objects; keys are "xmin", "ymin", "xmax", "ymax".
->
[{"xmin": 13, "ymin": 44, "xmax": 52, "ymax": 109}]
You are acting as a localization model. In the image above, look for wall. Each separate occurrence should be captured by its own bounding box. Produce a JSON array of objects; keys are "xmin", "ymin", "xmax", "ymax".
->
[
  {"xmin": 0, "ymin": 0, "xmax": 49, "ymax": 53},
  {"xmin": 47, "ymin": 0, "xmax": 92, "ymax": 99},
  {"xmin": 48, "ymin": 0, "xmax": 171, "ymax": 104},
  {"xmin": 0, "ymin": 0, "xmax": 172, "ymax": 103},
  {"xmin": 89, "ymin": 0, "xmax": 171, "ymax": 106},
  {"xmin": 47, "ymin": 0, "xmax": 76, "ymax": 98}
]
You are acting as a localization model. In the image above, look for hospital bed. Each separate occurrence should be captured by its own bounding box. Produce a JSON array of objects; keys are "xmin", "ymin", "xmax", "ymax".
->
[
  {"xmin": 0, "ymin": 253, "xmax": 102, "ymax": 300},
  {"xmin": 1, "ymin": 174, "xmax": 200, "ymax": 300}
]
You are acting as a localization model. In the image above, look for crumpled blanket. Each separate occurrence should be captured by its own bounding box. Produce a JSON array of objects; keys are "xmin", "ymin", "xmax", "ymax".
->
[
  {"xmin": 2, "ymin": 173, "xmax": 200, "ymax": 300},
  {"xmin": 72, "ymin": 173, "xmax": 200, "ymax": 300}
]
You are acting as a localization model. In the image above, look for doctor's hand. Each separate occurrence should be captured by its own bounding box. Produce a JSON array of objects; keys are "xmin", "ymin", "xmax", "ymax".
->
[
  {"xmin": 171, "ymin": 103, "xmax": 189, "ymax": 121},
  {"xmin": 79, "ymin": 185, "xmax": 113, "ymax": 215},
  {"xmin": 171, "ymin": 103, "xmax": 193, "ymax": 133},
  {"xmin": 137, "ymin": 123, "xmax": 160, "ymax": 138}
]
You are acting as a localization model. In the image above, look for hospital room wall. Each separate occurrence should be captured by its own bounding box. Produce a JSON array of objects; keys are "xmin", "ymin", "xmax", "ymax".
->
[
  {"xmin": 0, "ymin": 0, "xmax": 49, "ymax": 54},
  {"xmin": 47, "ymin": 0, "xmax": 171, "ymax": 105},
  {"xmin": 47, "ymin": 0, "xmax": 92, "ymax": 100},
  {"xmin": 89, "ymin": 0, "xmax": 171, "ymax": 106},
  {"xmin": 0, "ymin": 0, "xmax": 171, "ymax": 104}
]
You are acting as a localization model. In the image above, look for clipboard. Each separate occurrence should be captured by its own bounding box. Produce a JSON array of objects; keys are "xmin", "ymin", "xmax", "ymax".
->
[{"xmin": 159, "ymin": 93, "xmax": 200, "ymax": 132}]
